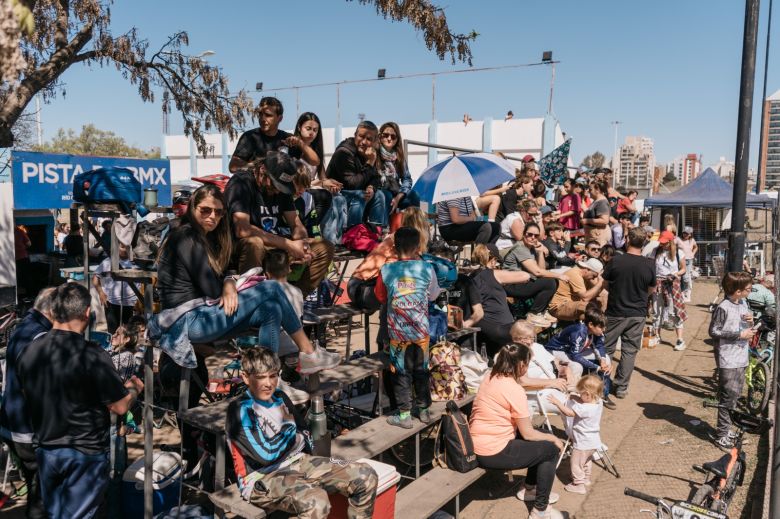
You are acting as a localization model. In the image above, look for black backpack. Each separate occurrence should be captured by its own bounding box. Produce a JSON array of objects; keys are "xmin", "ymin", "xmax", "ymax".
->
[{"xmin": 434, "ymin": 400, "xmax": 478, "ymax": 473}]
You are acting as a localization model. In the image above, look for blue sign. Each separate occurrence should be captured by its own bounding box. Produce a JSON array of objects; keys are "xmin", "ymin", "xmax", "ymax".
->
[{"xmin": 11, "ymin": 150, "xmax": 171, "ymax": 210}]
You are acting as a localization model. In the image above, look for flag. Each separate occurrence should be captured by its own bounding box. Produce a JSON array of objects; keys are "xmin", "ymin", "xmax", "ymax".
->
[{"xmin": 538, "ymin": 139, "xmax": 571, "ymax": 186}]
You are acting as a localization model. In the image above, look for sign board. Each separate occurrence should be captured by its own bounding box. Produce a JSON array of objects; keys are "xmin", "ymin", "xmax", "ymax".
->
[{"xmin": 10, "ymin": 150, "xmax": 171, "ymax": 210}]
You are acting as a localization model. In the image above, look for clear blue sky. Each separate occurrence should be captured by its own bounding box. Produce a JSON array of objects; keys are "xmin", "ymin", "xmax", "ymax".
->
[{"xmin": 38, "ymin": 0, "xmax": 778, "ymax": 168}]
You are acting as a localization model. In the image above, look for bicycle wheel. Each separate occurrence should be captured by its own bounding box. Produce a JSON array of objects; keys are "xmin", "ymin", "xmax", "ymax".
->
[
  {"xmin": 691, "ymin": 483, "xmax": 715, "ymax": 508},
  {"xmin": 747, "ymin": 362, "xmax": 770, "ymax": 415}
]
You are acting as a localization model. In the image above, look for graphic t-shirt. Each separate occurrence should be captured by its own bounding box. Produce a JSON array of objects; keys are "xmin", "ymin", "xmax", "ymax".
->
[
  {"xmin": 224, "ymin": 171, "xmax": 296, "ymax": 237},
  {"xmin": 232, "ymin": 128, "xmax": 292, "ymax": 164},
  {"xmin": 375, "ymin": 259, "xmax": 440, "ymax": 342}
]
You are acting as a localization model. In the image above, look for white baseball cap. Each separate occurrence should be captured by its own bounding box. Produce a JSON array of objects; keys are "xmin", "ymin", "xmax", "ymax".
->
[{"xmin": 577, "ymin": 257, "xmax": 604, "ymax": 275}]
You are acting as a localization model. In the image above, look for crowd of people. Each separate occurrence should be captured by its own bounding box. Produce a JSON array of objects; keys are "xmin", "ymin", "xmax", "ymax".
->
[{"xmin": 4, "ymin": 94, "xmax": 766, "ymax": 519}]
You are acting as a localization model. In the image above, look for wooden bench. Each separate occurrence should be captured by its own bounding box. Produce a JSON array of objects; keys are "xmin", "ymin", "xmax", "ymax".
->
[
  {"xmin": 304, "ymin": 303, "xmax": 373, "ymax": 357},
  {"xmin": 395, "ymin": 466, "xmax": 486, "ymax": 519},
  {"xmin": 445, "ymin": 327, "xmax": 480, "ymax": 349}
]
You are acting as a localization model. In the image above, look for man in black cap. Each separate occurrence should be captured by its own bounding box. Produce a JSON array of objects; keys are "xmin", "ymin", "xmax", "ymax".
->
[{"xmin": 224, "ymin": 151, "xmax": 334, "ymax": 294}]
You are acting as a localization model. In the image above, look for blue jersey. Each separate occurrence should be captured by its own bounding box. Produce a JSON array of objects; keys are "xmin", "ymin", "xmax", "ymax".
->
[
  {"xmin": 545, "ymin": 322, "xmax": 606, "ymax": 371},
  {"xmin": 376, "ymin": 259, "xmax": 440, "ymax": 342}
]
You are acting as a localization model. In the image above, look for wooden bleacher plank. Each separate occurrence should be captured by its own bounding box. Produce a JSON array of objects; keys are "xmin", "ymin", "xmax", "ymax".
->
[
  {"xmin": 445, "ymin": 327, "xmax": 480, "ymax": 342},
  {"xmin": 178, "ymin": 399, "xmax": 231, "ymax": 435},
  {"xmin": 304, "ymin": 304, "xmax": 367, "ymax": 325},
  {"xmin": 395, "ymin": 466, "xmax": 486, "ymax": 518},
  {"xmin": 331, "ymin": 394, "xmax": 475, "ymax": 461},
  {"xmin": 209, "ymin": 485, "xmax": 266, "ymax": 519}
]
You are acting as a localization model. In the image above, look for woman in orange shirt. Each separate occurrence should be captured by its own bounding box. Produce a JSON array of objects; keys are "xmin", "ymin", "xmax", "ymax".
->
[{"xmin": 470, "ymin": 344, "xmax": 565, "ymax": 519}]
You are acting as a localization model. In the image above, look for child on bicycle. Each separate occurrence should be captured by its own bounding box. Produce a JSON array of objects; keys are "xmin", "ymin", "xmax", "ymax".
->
[
  {"xmin": 546, "ymin": 374, "xmax": 604, "ymax": 495},
  {"xmin": 375, "ymin": 226, "xmax": 441, "ymax": 429},
  {"xmin": 709, "ymin": 271, "xmax": 756, "ymax": 448}
]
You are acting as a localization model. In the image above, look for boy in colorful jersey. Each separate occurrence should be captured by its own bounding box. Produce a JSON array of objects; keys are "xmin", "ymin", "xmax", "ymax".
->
[
  {"xmin": 375, "ymin": 226, "xmax": 441, "ymax": 428},
  {"xmin": 226, "ymin": 348, "xmax": 377, "ymax": 518}
]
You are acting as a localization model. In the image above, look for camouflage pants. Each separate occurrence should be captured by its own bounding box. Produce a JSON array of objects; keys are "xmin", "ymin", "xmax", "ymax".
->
[{"xmin": 248, "ymin": 454, "xmax": 378, "ymax": 519}]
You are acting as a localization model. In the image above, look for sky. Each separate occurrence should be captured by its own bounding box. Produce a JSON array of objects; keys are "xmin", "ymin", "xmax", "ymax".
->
[{"xmin": 35, "ymin": 0, "xmax": 779, "ymax": 168}]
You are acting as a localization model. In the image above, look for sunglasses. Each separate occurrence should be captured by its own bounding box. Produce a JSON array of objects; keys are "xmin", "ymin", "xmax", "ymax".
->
[
  {"xmin": 198, "ymin": 206, "xmax": 225, "ymax": 218},
  {"xmin": 380, "ymin": 133, "xmax": 397, "ymax": 140},
  {"xmin": 588, "ymin": 247, "xmax": 601, "ymax": 252},
  {"xmin": 525, "ymin": 232, "xmax": 540, "ymax": 238}
]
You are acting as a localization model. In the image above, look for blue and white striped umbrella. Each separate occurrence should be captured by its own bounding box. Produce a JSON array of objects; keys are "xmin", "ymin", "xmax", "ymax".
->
[{"xmin": 411, "ymin": 152, "xmax": 516, "ymax": 204}]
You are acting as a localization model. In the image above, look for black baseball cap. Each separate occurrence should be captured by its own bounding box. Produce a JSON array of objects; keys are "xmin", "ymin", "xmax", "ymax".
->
[{"xmin": 263, "ymin": 151, "xmax": 296, "ymax": 195}]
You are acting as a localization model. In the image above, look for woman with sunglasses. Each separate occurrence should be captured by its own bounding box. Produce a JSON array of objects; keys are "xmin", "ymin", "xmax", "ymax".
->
[
  {"xmin": 377, "ymin": 122, "xmax": 420, "ymax": 218},
  {"xmin": 502, "ymin": 222, "xmax": 564, "ymax": 328},
  {"xmin": 152, "ymin": 184, "xmax": 339, "ymax": 374},
  {"xmin": 581, "ymin": 180, "xmax": 611, "ymax": 247}
]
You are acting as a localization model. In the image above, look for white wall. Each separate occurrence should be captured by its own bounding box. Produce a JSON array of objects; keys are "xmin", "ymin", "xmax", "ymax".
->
[{"xmin": 164, "ymin": 116, "xmax": 563, "ymax": 185}]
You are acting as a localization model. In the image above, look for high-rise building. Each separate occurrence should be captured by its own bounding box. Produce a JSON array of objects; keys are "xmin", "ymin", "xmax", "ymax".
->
[
  {"xmin": 711, "ymin": 156, "xmax": 735, "ymax": 181},
  {"xmin": 616, "ymin": 136, "xmax": 655, "ymax": 189},
  {"xmin": 759, "ymin": 89, "xmax": 780, "ymax": 190}
]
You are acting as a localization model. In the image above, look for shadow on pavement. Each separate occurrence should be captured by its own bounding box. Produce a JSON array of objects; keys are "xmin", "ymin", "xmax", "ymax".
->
[
  {"xmin": 636, "ymin": 402, "xmax": 717, "ymax": 442},
  {"xmin": 634, "ymin": 366, "xmax": 715, "ymax": 400}
]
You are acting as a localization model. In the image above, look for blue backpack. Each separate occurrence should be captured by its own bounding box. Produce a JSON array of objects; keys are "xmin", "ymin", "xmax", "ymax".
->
[
  {"xmin": 73, "ymin": 167, "xmax": 146, "ymax": 214},
  {"xmin": 422, "ymin": 253, "xmax": 458, "ymax": 289}
]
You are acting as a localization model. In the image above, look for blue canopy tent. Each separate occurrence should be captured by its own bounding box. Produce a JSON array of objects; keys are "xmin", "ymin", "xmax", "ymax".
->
[
  {"xmin": 644, "ymin": 168, "xmax": 776, "ymax": 208},
  {"xmin": 644, "ymin": 168, "xmax": 776, "ymax": 276}
]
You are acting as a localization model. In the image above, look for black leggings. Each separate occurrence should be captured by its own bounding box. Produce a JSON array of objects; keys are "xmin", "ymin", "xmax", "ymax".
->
[
  {"xmin": 503, "ymin": 278, "xmax": 558, "ymax": 314},
  {"xmin": 478, "ymin": 321, "xmax": 513, "ymax": 357},
  {"xmin": 440, "ymin": 221, "xmax": 500, "ymax": 244},
  {"xmin": 477, "ymin": 438, "xmax": 559, "ymax": 511}
]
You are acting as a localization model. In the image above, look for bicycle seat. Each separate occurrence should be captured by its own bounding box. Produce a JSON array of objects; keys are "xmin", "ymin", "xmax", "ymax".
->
[{"xmin": 702, "ymin": 453, "xmax": 731, "ymax": 478}]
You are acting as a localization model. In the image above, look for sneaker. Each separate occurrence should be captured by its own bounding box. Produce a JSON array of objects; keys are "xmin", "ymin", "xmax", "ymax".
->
[
  {"xmin": 714, "ymin": 435, "xmax": 734, "ymax": 449},
  {"xmin": 526, "ymin": 313, "xmax": 552, "ymax": 328},
  {"xmin": 674, "ymin": 339, "xmax": 686, "ymax": 351},
  {"xmin": 528, "ymin": 505, "xmax": 564, "ymax": 519},
  {"xmin": 614, "ymin": 389, "xmax": 627, "ymax": 399},
  {"xmin": 517, "ymin": 486, "xmax": 559, "ymax": 504},
  {"xmin": 603, "ymin": 397, "xmax": 617, "ymax": 410},
  {"xmin": 299, "ymin": 348, "xmax": 341, "ymax": 374},
  {"xmin": 278, "ymin": 379, "xmax": 310, "ymax": 405},
  {"xmin": 542, "ymin": 311, "xmax": 558, "ymax": 324},
  {"xmin": 564, "ymin": 483, "xmax": 587, "ymax": 494},
  {"xmin": 417, "ymin": 407, "xmax": 432, "ymax": 424},
  {"xmin": 386, "ymin": 413, "xmax": 413, "ymax": 429}
]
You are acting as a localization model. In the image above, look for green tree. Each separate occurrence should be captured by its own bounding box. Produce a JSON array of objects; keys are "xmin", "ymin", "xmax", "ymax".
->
[
  {"xmin": 0, "ymin": 0, "xmax": 477, "ymax": 151},
  {"xmin": 580, "ymin": 151, "xmax": 606, "ymax": 169},
  {"xmin": 32, "ymin": 124, "xmax": 160, "ymax": 158}
]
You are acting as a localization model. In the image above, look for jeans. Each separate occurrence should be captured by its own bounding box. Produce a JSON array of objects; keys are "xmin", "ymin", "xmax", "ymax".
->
[
  {"xmin": 37, "ymin": 447, "xmax": 110, "ymax": 519},
  {"xmin": 604, "ymin": 315, "xmax": 645, "ymax": 393},
  {"xmin": 380, "ymin": 189, "xmax": 420, "ymax": 217},
  {"xmin": 320, "ymin": 194, "xmax": 347, "ymax": 244},
  {"xmin": 340, "ymin": 189, "xmax": 387, "ymax": 228},
  {"xmin": 187, "ymin": 281, "xmax": 303, "ymax": 353},
  {"xmin": 476, "ymin": 437, "xmax": 559, "ymax": 511}
]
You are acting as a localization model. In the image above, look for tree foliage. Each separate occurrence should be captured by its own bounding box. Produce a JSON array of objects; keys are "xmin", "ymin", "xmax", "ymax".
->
[
  {"xmin": 580, "ymin": 151, "xmax": 606, "ymax": 169},
  {"xmin": 32, "ymin": 124, "xmax": 160, "ymax": 158},
  {"xmin": 0, "ymin": 0, "xmax": 476, "ymax": 152}
]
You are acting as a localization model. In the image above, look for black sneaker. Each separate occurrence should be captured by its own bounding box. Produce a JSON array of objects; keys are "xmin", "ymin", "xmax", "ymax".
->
[{"xmin": 603, "ymin": 397, "xmax": 617, "ymax": 410}]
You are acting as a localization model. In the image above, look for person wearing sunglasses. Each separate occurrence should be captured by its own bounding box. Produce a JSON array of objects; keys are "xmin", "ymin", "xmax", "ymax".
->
[
  {"xmin": 153, "ymin": 183, "xmax": 340, "ymax": 375},
  {"xmin": 377, "ymin": 122, "xmax": 420, "ymax": 218},
  {"xmin": 502, "ymin": 222, "xmax": 568, "ymax": 327}
]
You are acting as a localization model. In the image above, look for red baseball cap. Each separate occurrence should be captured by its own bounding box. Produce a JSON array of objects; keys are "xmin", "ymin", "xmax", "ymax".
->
[
  {"xmin": 522, "ymin": 154, "xmax": 536, "ymax": 163},
  {"xmin": 658, "ymin": 230, "xmax": 675, "ymax": 244}
]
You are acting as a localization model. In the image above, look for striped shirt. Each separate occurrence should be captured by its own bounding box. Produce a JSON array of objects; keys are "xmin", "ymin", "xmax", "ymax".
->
[{"xmin": 437, "ymin": 197, "xmax": 476, "ymax": 227}]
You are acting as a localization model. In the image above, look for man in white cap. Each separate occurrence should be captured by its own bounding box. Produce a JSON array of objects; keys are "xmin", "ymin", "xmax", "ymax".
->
[{"xmin": 547, "ymin": 258, "xmax": 605, "ymax": 322}]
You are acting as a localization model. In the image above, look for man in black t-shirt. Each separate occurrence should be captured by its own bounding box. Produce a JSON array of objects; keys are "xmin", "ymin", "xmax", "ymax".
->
[
  {"xmin": 225, "ymin": 152, "xmax": 334, "ymax": 294},
  {"xmin": 602, "ymin": 227, "xmax": 656, "ymax": 400},
  {"xmin": 17, "ymin": 283, "xmax": 142, "ymax": 518},
  {"xmin": 228, "ymin": 97, "xmax": 318, "ymax": 172}
]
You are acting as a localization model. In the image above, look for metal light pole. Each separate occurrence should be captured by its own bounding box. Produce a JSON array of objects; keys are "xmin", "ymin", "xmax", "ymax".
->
[
  {"xmin": 755, "ymin": 0, "xmax": 773, "ymax": 194},
  {"xmin": 726, "ymin": 0, "xmax": 760, "ymax": 274},
  {"xmin": 611, "ymin": 121, "xmax": 622, "ymax": 186},
  {"xmin": 431, "ymin": 75, "xmax": 436, "ymax": 121}
]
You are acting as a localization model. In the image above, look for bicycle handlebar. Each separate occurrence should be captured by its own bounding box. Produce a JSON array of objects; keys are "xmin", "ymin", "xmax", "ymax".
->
[{"xmin": 624, "ymin": 487, "xmax": 661, "ymax": 506}]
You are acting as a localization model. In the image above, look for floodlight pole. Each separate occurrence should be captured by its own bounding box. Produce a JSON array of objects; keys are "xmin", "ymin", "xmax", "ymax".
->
[{"xmin": 726, "ymin": 0, "xmax": 760, "ymax": 274}]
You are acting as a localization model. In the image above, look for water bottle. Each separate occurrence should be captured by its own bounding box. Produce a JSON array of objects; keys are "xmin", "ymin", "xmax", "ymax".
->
[
  {"xmin": 307, "ymin": 394, "xmax": 331, "ymax": 456},
  {"xmin": 480, "ymin": 342, "xmax": 488, "ymax": 362}
]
